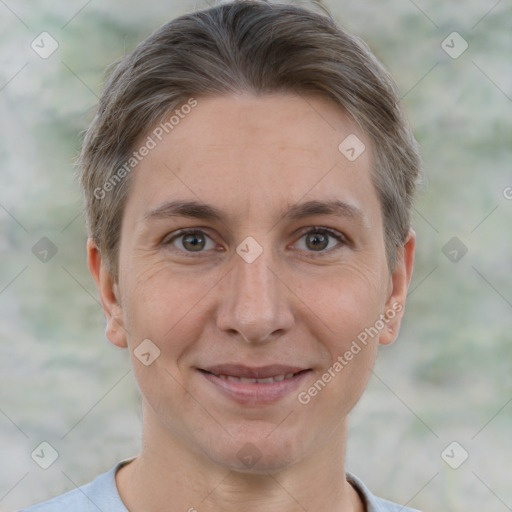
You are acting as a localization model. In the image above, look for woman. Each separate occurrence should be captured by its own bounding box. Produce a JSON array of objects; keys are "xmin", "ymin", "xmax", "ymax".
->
[{"xmin": 22, "ymin": 1, "xmax": 422, "ymax": 510}]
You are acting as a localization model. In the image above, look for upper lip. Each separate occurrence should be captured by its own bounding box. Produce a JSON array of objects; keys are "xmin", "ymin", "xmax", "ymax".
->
[{"xmin": 200, "ymin": 364, "xmax": 309, "ymax": 379}]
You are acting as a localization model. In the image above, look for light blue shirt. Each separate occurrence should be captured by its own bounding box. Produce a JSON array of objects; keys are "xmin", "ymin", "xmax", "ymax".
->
[{"xmin": 19, "ymin": 461, "xmax": 422, "ymax": 512}]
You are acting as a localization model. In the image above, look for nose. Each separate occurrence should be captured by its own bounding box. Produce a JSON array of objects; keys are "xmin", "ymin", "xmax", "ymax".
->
[{"xmin": 216, "ymin": 246, "xmax": 295, "ymax": 344}]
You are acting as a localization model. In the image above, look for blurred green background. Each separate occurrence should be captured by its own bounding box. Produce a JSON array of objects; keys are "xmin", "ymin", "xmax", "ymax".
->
[{"xmin": 1, "ymin": 1, "xmax": 510, "ymax": 511}]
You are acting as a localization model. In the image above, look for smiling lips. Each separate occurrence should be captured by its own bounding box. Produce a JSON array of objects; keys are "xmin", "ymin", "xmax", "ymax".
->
[
  {"xmin": 199, "ymin": 364, "xmax": 311, "ymax": 404},
  {"xmin": 202, "ymin": 364, "xmax": 308, "ymax": 381}
]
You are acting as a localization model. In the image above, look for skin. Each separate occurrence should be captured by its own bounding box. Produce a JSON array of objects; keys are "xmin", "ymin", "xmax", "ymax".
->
[{"xmin": 88, "ymin": 93, "xmax": 415, "ymax": 512}]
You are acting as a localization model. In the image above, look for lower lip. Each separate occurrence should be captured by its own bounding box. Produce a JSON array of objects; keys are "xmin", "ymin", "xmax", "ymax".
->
[{"xmin": 199, "ymin": 370, "xmax": 311, "ymax": 405}]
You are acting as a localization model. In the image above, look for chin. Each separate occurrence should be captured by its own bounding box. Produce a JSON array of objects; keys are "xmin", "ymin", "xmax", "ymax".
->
[
  {"xmin": 218, "ymin": 447, "xmax": 299, "ymax": 475},
  {"xmin": 204, "ymin": 423, "xmax": 306, "ymax": 474}
]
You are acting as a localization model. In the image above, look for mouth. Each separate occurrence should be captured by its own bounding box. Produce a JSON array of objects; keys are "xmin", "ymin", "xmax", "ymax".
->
[{"xmin": 197, "ymin": 364, "xmax": 312, "ymax": 405}]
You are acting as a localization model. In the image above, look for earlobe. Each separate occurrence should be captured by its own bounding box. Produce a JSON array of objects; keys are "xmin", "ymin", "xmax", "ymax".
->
[
  {"xmin": 379, "ymin": 229, "xmax": 416, "ymax": 345},
  {"xmin": 87, "ymin": 239, "xmax": 128, "ymax": 348}
]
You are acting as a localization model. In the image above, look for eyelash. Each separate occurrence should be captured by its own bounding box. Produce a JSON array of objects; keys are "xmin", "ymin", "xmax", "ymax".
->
[
  {"xmin": 162, "ymin": 226, "xmax": 350, "ymax": 257},
  {"xmin": 292, "ymin": 226, "xmax": 349, "ymax": 254}
]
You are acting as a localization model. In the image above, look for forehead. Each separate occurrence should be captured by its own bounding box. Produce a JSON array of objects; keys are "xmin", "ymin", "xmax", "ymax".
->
[
  {"xmin": 125, "ymin": 93, "xmax": 380, "ymax": 227},
  {"xmin": 164, "ymin": 93, "xmax": 365, "ymax": 165}
]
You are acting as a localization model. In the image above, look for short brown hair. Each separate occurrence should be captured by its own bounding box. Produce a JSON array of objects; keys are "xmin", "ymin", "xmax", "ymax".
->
[{"xmin": 78, "ymin": 0, "xmax": 422, "ymax": 279}]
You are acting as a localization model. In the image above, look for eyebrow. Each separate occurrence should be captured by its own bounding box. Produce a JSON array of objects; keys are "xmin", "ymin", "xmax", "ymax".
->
[
  {"xmin": 144, "ymin": 199, "xmax": 365, "ymax": 225},
  {"xmin": 282, "ymin": 199, "xmax": 364, "ymax": 224},
  {"xmin": 144, "ymin": 200, "xmax": 224, "ymax": 222}
]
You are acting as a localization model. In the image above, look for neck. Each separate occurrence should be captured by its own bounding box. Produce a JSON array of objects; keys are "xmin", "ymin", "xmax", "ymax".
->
[{"xmin": 116, "ymin": 408, "xmax": 364, "ymax": 512}]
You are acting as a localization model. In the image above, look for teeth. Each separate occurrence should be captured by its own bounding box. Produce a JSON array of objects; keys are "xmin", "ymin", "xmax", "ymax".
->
[
  {"xmin": 215, "ymin": 372, "xmax": 299, "ymax": 383},
  {"xmin": 240, "ymin": 377, "xmax": 258, "ymax": 383}
]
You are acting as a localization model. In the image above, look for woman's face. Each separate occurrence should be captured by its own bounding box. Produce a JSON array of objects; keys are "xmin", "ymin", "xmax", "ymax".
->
[{"xmin": 94, "ymin": 93, "xmax": 413, "ymax": 472}]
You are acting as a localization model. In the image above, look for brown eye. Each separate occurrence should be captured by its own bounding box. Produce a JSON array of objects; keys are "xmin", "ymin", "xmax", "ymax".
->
[{"xmin": 305, "ymin": 232, "xmax": 329, "ymax": 251}]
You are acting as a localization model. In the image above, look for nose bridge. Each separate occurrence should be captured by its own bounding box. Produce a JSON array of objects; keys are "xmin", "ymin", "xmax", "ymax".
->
[
  {"xmin": 217, "ymin": 242, "xmax": 293, "ymax": 343},
  {"xmin": 236, "ymin": 249, "xmax": 275, "ymax": 305}
]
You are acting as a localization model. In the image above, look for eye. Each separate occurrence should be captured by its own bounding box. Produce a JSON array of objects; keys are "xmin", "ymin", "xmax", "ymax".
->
[
  {"xmin": 293, "ymin": 227, "xmax": 348, "ymax": 253},
  {"xmin": 163, "ymin": 229, "xmax": 217, "ymax": 253},
  {"xmin": 162, "ymin": 227, "xmax": 348, "ymax": 256}
]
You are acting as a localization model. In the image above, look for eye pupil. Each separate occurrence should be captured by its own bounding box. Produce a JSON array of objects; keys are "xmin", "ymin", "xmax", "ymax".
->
[
  {"xmin": 306, "ymin": 232, "xmax": 328, "ymax": 251},
  {"xmin": 182, "ymin": 233, "xmax": 205, "ymax": 251}
]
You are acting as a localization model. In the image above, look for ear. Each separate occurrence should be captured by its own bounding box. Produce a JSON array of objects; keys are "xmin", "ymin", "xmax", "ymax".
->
[
  {"xmin": 379, "ymin": 229, "xmax": 416, "ymax": 345},
  {"xmin": 87, "ymin": 238, "xmax": 128, "ymax": 348}
]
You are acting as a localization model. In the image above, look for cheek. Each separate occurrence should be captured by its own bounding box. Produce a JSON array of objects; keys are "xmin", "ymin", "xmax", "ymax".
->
[
  {"xmin": 291, "ymin": 263, "xmax": 386, "ymax": 407},
  {"xmin": 296, "ymin": 275, "xmax": 382, "ymax": 419},
  {"xmin": 120, "ymin": 261, "xmax": 218, "ymax": 377},
  {"xmin": 122, "ymin": 259, "xmax": 214, "ymax": 330},
  {"xmin": 293, "ymin": 262, "xmax": 388, "ymax": 341},
  {"xmin": 120, "ymin": 264, "xmax": 208, "ymax": 418}
]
